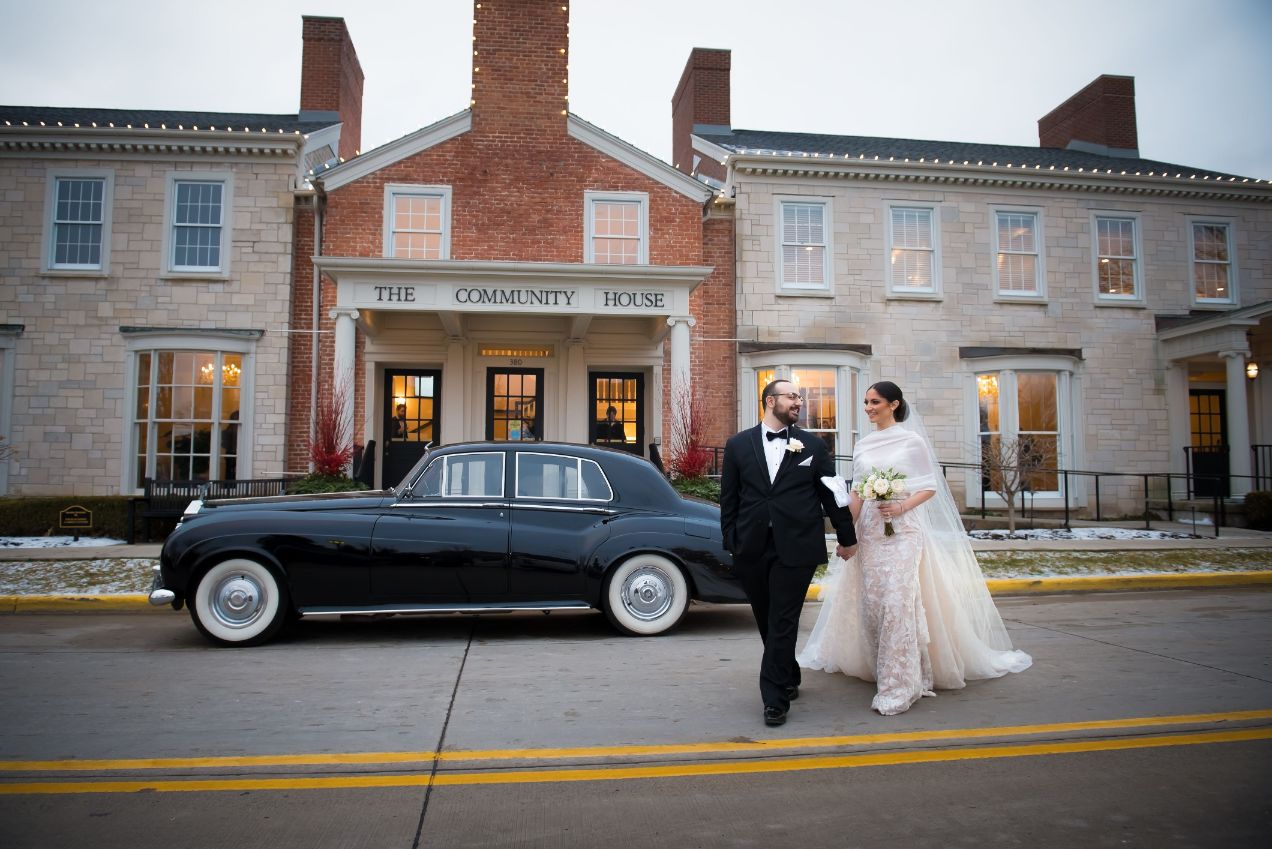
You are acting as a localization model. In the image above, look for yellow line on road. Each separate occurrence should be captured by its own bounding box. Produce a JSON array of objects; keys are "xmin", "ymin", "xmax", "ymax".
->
[
  {"xmin": 0, "ymin": 728, "xmax": 1267, "ymax": 795},
  {"xmin": 2, "ymin": 709, "xmax": 1269, "ymax": 773}
]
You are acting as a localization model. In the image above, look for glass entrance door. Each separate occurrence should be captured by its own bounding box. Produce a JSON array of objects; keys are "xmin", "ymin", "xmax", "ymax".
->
[
  {"xmin": 1189, "ymin": 389, "xmax": 1229, "ymax": 498},
  {"xmin": 383, "ymin": 370, "xmax": 440, "ymax": 487},
  {"xmin": 487, "ymin": 368, "xmax": 544, "ymax": 441},
  {"xmin": 589, "ymin": 372, "xmax": 643, "ymax": 455}
]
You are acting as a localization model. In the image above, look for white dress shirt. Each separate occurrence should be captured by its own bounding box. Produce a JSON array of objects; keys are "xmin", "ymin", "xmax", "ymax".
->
[{"xmin": 762, "ymin": 425, "xmax": 788, "ymax": 484}]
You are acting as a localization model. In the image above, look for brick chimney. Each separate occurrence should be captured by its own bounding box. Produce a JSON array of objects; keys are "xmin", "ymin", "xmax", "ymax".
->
[
  {"xmin": 470, "ymin": 0, "xmax": 570, "ymax": 138},
  {"xmin": 1038, "ymin": 74, "xmax": 1139, "ymax": 159},
  {"xmin": 672, "ymin": 48, "xmax": 731, "ymax": 181},
  {"xmin": 300, "ymin": 16, "xmax": 364, "ymax": 160}
]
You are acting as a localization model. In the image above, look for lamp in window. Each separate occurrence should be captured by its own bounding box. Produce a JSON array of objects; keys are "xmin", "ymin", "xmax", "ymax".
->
[{"xmin": 1246, "ymin": 361, "xmax": 1259, "ymax": 380}]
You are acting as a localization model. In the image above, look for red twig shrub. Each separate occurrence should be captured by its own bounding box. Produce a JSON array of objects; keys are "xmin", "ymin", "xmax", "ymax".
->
[
  {"xmin": 667, "ymin": 387, "xmax": 712, "ymax": 480},
  {"xmin": 310, "ymin": 382, "xmax": 354, "ymax": 477}
]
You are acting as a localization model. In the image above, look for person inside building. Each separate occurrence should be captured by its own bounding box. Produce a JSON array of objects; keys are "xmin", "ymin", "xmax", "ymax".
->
[
  {"xmin": 392, "ymin": 403, "xmax": 422, "ymax": 440},
  {"xmin": 595, "ymin": 405, "xmax": 626, "ymax": 445}
]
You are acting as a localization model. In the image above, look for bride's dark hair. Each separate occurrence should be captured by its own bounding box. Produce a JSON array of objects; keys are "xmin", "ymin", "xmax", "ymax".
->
[{"xmin": 868, "ymin": 381, "xmax": 909, "ymax": 422}]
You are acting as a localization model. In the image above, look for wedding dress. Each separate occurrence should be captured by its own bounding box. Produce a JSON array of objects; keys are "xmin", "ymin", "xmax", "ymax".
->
[{"xmin": 798, "ymin": 409, "xmax": 1032, "ymax": 715}]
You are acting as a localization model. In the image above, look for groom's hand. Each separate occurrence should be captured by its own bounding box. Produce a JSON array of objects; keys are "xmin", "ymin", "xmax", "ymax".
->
[{"xmin": 835, "ymin": 544, "xmax": 857, "ymax": 560}]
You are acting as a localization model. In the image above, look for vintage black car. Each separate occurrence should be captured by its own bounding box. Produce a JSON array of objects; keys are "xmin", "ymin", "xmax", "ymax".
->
[{"xmin": 150, "ymin": 442, "xmax": 744, "ymax": 646}]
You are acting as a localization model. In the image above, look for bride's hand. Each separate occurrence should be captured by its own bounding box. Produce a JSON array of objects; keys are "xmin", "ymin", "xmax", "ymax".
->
[
  {"xmin": 879, "ymin": 501, "xmax": 905, "ymax": 521},
  {"xmin": 835, "ymin": 544, "xmax": 857, "ymax": 560}
]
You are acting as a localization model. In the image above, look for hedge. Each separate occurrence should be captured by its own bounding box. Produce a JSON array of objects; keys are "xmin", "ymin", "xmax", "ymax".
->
[
  {"xmin": 1244, "ymin": 490, "xmax": 1272, "ymax": 531},
  {"xmin": 0, "ymin": 496, "xmax": 134, "ymax": 539}
]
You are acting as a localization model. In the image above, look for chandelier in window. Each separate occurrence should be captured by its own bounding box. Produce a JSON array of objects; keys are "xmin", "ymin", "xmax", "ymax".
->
[{"xmin": 200, "ymin": 361, "xmax": 242, "ymax": 385}]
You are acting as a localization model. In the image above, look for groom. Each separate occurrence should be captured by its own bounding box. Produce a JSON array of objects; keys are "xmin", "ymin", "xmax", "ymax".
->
[{"xmin": 720, "ymin": 379, "xmax": 857, "ymax": 726}]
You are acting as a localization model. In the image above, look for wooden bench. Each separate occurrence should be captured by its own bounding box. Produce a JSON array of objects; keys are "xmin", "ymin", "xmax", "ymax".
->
[{"xmin": 128, "ymin": 477, "xmax": 290, "ymax": 543}]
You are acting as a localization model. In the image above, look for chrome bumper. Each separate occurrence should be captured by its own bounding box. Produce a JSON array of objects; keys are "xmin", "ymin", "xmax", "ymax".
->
[{"xmin": 148, "ymin": 565, "xmax": 177, "ymax": 607}]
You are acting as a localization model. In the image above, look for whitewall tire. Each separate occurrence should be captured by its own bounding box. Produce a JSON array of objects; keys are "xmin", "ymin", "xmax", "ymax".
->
[
  {"xmin": 190, "ymin": 558, "xmax": 289, "ymax": 647},
  {"xmin": 603, "ymin": 554, "xmax": 689, "ymax": 636}
]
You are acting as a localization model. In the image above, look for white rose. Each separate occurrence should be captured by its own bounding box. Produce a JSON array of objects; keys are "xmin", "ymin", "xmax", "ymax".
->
[
  {"xmin": 872, "ymin": 478, "xmax": 890, "ymax": 496},
  {"xmin": 787, "ymin": 438, "xmax": 804, "ymax": 453},
  {"xmin": 890, "ymin": 479, "xmax": 906, "ymax": 496}
]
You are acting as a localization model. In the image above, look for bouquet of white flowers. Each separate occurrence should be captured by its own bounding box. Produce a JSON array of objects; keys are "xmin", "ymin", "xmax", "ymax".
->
[{"xmin": 854, "ymin": 466, "xmax": 907, "ymax": 536}]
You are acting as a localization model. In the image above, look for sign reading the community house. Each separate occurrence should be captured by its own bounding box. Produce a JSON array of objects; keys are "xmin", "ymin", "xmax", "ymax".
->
[
  {"xmin": 363, "ymin": 284, "xmax": 671, "ymax": 313},
  {"xmin": 59, "ymin": 505, "xmax": 92, "ymax": 530}
]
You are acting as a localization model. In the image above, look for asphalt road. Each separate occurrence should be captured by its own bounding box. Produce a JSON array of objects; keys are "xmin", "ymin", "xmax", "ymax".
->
[{"xmin": 0, "ymin": 590, "xmax": 1269, "ymax": 848}]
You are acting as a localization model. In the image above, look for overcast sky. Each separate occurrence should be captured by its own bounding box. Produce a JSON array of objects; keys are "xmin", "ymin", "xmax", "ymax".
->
[{"xmin": 3, "ymin": 0, "xmax": 1270, "ymax": 179}]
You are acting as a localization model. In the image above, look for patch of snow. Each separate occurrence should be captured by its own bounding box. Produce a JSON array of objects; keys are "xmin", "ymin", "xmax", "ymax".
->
[
  {"xmin": 969, "ymin": 527, "xmax": 1195, "ymax": 541},
  {"xmin": 0, "ymin": 536, "xmax": 126, "ymax": 548}
]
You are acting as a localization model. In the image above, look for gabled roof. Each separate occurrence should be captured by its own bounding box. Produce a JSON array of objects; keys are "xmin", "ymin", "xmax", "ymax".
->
[
  {"xmin": 0, "ymin": 105, "xmax": 336, "ymax": 135},
  {"xmin": 697, "ymin": 128, "xmax": 1257, "ymax": 183},
  {"xmin": 315, "ymin": 109, "xmax": 714, "ymax": 202}
]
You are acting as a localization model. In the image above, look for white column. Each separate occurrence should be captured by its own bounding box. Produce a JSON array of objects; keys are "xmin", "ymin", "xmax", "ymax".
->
[
  {"xmin": 442, "ymin": 339, "xmax": 466, "ymax": 445},
  {"xmin": 1221, "ymin": 350, "xmax": 1252, "ymax": 497},
  {"xmin": 329, "ymin": 308, "xmax": 359, "ymax": 463},
  {"xmin": 1165, "ymin": 362, "xmax": 1190, "ymax": 499},
  {"xmin": 564, "ymin": 342, "xmax": 588, "ymax": 445},
  {"xmin": 667, "ymin": 316, "xmax": 696, "ymax": 405}
]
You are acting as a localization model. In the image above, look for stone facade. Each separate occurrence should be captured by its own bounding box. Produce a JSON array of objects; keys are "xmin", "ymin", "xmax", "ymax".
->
[{"xmin": 0, "ymin": 146, "xmax": 304, "ymax": 495}]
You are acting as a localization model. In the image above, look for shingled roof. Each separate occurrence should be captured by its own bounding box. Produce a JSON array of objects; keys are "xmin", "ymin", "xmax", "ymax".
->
[
  {"xmin": 0, "ymin": 105, "xmax": 337, "ymax": 135},
  {"xmin": 696, "ymin": 128, "xmax": 1253, "ymax": 182}
]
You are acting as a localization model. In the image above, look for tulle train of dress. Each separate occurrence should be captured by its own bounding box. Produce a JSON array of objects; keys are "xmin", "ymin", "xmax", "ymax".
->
[{"xmin": 798, "ymin": 427, "xmax": 1032, "ymax": 715}]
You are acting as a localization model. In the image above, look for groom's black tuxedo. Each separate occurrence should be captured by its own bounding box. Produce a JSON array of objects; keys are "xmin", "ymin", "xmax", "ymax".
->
[
  {"xmin": 720, "ymin": 424, "xmax": 856, "ymax": 567},
  {"xmin": 720, "ymin": 424, "xmax": 856, "ymax": 714}
]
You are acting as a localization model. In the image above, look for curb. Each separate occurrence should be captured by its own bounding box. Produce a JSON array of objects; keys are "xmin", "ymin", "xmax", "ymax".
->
[
  {"xmin": 0, "ymin": 594, "xmax": 156, "ymax": 613},
  {"xmin": 803, "ymin": 570, "xmax": 1272, "ymax": 602},
  {"xmin": 4, "ymin": 572, "xmax": 1272, "ymax": 612}
]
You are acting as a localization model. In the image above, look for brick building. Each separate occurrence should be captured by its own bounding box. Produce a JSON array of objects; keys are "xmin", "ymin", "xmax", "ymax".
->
[
  {"xmin": 674, "ymin": 50, "xmax": 1272, "ymax": 515},
  {"xmin": 293, "ymin": 2, "xmax": 729, "ymax": 487},
  {"xmin": 0, "ymin": 17, "xmax": 354, "ymax": 497}
]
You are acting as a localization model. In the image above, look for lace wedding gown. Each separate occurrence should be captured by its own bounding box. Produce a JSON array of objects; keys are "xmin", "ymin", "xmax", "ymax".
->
[{"xmin": 798, "ymin": 423, "xmax": 1032, "ymax": 715}]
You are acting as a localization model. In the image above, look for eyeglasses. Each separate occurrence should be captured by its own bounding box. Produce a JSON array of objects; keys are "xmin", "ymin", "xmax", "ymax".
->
[{"xmin": 767, "ymin": 392, "xmax": 804, "ymax": 402}]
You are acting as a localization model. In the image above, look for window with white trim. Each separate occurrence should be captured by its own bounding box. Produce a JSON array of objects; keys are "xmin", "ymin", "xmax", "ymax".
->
[
  {"xmin": 966, "ymin": 359, "xmax": 1078, "ymax": 508},
  {"xmin": 1191, "ymin": 221, "xmax": 1235, "ymax": 304},
  {"xmin": 385, "ymin": 185, "xmax": 451, "ymax": 259},
  {"xmin": 1093, "ymin": 215, "xmax": 1141, "ymax": 300},
  {"xmin": 163, "ymin": 173, "xmax": 232, "ymax": 275},
  {"xmin": 585, "ymin": 191, "xmax": 647, "ymax": 264},
  {"xmin": 778, "ymin": 199, "xmax": 831, "ymax": 291},
  {"xmin": 887, "ymin": 205, "xmax": 938, "ymax": 295},
  {"xmin": 744, "ymin": 355, "xmax": 863, "ymax": 471},
  {"xmin": 132, "ymin": 349, "xmax": 244, "ymax": 484},
  {"xmin": 993, "ymin": 209, "xmax": 1043, "ymax": 297},
  {"xmin": 44, "ymin": 170, "xmax": 113, "ymax": 273}
]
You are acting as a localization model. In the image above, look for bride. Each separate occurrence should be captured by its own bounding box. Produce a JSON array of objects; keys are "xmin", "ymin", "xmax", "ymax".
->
[{"xmin": 798, "ymin": 381, "xmax": 1032, "ymax": 715}]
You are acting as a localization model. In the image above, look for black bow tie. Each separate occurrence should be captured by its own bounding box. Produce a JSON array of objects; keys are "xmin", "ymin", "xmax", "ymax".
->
[{"xmin": 766, "ymin": 429, "xmax": 789, "ymax": 442}]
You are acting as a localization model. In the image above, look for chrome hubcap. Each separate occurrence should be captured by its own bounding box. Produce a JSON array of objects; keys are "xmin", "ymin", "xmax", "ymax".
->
[
  {"xmin": 210, "ymin": 573, "xmax": 266, "ymax": 629},
  {"xmin": 621, "ymin": 565, "xmax": 674, "ymax": 621}
]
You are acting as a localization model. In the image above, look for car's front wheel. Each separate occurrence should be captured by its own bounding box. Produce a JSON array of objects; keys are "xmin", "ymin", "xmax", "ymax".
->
[
  {"xmin": 189, "ymin": 558, "xmax": 289, "ymax": 647},
  {"xmin": 603, "ymin": 553, "xmax": 689, "ymax": 636}
]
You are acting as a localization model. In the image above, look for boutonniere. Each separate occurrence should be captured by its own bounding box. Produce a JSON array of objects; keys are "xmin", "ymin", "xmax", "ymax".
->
[{"xmin": 786, "ymin": 438, "xmax": 804, "ymax": 453}]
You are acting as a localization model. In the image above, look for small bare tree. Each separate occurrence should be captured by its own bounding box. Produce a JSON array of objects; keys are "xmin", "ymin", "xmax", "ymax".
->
[
  {"xmin": 0, "ymin": 435, "xmax": 13, "ymax": 463},
  {"xmin": 980, "ymin": 435, "xmax": 1056, "ymax": 532}
]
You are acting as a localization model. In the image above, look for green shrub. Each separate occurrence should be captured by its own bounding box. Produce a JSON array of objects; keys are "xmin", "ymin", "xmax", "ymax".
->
[
  {"xmin": 672, "ymin": 476, "xmax": 720, "ymax": 504},
  {"xmin": 1244, "ymin": 490, "xmax": 1272, "ymax": 530},
  {"xmin": 0, "ymin": 496, "xmax": 134, "ymax": 539},
  {"xmin": 286, "ymin": 473, "xmax": 366, "ymax": 495}
]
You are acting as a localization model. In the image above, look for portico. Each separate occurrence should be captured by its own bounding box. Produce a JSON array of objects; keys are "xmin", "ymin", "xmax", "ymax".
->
[
  {"xmin": 315, "ymin": 256, "xmax": 711, "ymax": 486},
  {"xmin": 1158, "ymin": 301, "xmax": 1272, "ymax": 499}
]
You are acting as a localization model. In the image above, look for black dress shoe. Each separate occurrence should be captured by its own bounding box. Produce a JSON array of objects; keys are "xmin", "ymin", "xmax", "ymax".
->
[
  {"xmin": 784, "ymin": 685, "xmax": 799, "ymax": 701},
  {"xmin": 763, "ymin": 706, "xmax": 787, "ymax": 727}
]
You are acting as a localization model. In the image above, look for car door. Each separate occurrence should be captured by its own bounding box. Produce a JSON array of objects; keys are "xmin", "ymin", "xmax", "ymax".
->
[
  {"xmin": 508, "ymin": 451, "xmax": 615, "ymax": 599},
  {"xmin": 370, "ymin": 451, "xmax": 510, "ymax": 602}
]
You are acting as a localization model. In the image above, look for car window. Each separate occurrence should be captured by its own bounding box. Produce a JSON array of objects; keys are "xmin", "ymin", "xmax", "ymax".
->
[
  {"xmin": 414, "ymin": 452, "xmax": 505, "ymax": 498},
  {"xmin": 516, "ymin": 453, "xmax": 613, "ymax": 502}
]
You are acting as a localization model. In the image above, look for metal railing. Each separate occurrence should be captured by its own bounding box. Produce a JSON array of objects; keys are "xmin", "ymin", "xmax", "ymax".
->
[{"xmin": 697, "ymin": 445, "xmax": 1272, "ymax": 538}]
